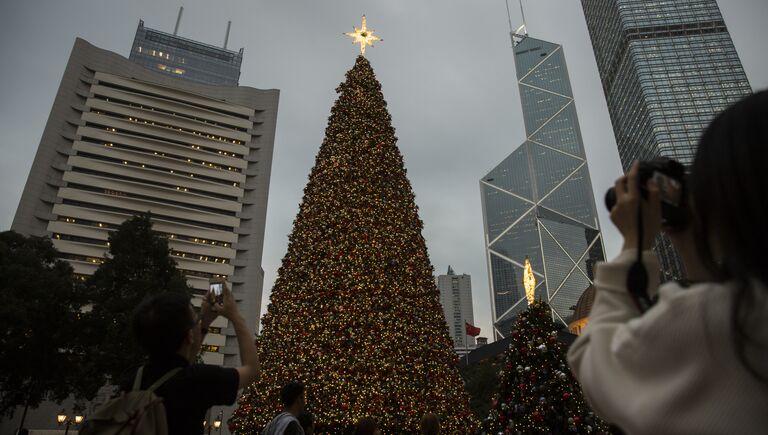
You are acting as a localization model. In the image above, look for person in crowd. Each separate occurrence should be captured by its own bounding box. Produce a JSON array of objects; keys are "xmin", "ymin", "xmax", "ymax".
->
[
  {"xmin": 126, "ymin": 282, "xmax": 260, "ymax": 435},
  {"xmin": 420, "ymin": 413, "xmax": 440, "ymax": 435},
  {"xmin": 353, "ymin": 417, "xmax": 382, "ymax": 435},
  {"xmin": 568, "ymin": 91, "xmax": 768, "ymax": 434},
  {"xmin": 263, "ymin": 381, "xmax": 306, "ymax": 435},
  {"xmin": 298, "ymin": 410, "xmax": 315, "ymax": 435}
]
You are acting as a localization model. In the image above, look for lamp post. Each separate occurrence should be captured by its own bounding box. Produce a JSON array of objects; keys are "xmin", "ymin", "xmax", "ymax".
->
[
  {"xmin": 56, "ymin": 411, "xmax": 84, "ymax": 435},
  {"xmin": 205, "ymin": 410, "xmax": 223, "ymax": 435}
]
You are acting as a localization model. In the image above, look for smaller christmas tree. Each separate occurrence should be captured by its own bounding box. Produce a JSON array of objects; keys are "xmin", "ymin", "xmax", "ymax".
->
[{"xmin": 487, "ymin": 261, "xmax": 607, "ymax": 434}]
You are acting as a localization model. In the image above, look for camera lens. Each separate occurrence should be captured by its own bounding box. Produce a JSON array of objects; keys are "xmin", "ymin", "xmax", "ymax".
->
[{"xmin": 604, "ymin": 188, "xmax": 617, "ymax": 212}]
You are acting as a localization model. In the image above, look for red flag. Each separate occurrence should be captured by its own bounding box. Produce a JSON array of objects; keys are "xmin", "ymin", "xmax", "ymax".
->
[{"xmin": 465, "ymin": 322, "xmax": 481, "ymax": 337}]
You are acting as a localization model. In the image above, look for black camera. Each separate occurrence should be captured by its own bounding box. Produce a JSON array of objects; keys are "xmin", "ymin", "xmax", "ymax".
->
[{"xmin": 604, "ymin": 157, "xmax": 689, "ymax": 230}]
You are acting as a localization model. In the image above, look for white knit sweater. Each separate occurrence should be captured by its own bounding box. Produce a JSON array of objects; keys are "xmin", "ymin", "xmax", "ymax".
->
[{"xmin": 568, "ymin": 249, "xmax": 768, "ymax": 434}]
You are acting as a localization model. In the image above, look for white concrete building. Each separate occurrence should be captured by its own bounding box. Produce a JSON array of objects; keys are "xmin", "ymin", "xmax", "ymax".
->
[{"xmin": 437, "ymin": 266, "xmax": 476, "ymax": 354}]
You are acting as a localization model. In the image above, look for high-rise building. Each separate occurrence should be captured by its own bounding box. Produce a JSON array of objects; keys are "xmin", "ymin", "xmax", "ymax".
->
[
  {"xmin": 481, "ymin": 32, "xmax": 606, "ymax": 340},
  {"xmin": 129, "ymin": 19, "xmax": 243, "ymax": 86},
  {"xmin": 580, "ymin": 0, "xmax": 752, "ymax": 279},
  {"xmin": 11, "ymin": 38, "xmax": 278, "ymax": 368},
  {"xmin": 437, "ymin": 266, "xmax": 475, "ymax": 353}
]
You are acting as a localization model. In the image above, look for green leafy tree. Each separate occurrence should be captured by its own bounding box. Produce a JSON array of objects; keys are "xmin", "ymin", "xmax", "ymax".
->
[
  {"xmin": 487, "ymin": 301, "xmax": 608, "ymax": 434},
  {"xmin": 230, "ymin": 56, "xmax": 476, "ymax": 433},
  {"xmin": 0, "ymin": 231, "xmax": 89, "ymax": 420},
  {"xmin": 84, "ymin": 214, "xmax": 191, "ymax": 388},
  {"xmin": 460, "ymin": 357, "xmax": 503, "ymax": 421}
]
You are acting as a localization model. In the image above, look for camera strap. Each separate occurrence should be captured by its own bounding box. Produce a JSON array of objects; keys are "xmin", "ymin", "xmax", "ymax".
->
[{"xmin": 626, "ymin": 201, "xmax": 653, "ymax": 313}]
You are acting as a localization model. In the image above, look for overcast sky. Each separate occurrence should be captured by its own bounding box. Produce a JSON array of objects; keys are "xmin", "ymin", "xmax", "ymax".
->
[{"xmin": 1, "ymin": 0, "xmax": 767, "ymax": 339}]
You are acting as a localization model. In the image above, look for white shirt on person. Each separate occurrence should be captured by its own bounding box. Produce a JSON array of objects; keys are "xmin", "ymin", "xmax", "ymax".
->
[{"xmin": 568, "ymin": 249, "xmax": 768, "ymax": 435}]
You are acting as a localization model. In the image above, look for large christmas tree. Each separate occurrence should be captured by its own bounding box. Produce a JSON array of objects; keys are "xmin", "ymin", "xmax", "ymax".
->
[
  {"xmin": 487, "ymin": 298, "xmax": 607, "ymax": 434},
  {"xmin": 230, "ymin": 48, "xmax": 475, "ymax": 432}
]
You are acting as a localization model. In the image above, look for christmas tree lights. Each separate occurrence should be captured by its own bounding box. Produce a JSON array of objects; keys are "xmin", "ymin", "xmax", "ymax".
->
[{"xmin": 230, "ymin": 55, "xmax": 476, "ymax": 433}]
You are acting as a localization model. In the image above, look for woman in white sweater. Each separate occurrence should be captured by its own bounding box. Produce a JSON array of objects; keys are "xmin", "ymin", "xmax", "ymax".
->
[{"xmin": 568, "ymin": 91, "xmax": 768, "ymax": 434}]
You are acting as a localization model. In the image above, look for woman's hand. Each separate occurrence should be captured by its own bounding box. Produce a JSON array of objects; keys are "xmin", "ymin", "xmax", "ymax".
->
[{"xmin": 610, "ymin": 161, "xmax": 662, "ymax": 251}]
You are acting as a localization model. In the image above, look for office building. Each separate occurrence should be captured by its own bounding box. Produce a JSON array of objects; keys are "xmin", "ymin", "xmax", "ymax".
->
[
  {"xmin": 481, "ymin": 33, "xmax": 606, "ymax": 339},
  {"xmin": 129, "ymin": 19, "xmax": 243, "ymax": 86},
  {"xmin": 437, "ymin": 266, "xmax": 476, "ymax": 353},
  {"xmin": 12, "ymin": 38, "xmax": 278, "ymax": 367},
  {"xmin": 581, "ymin": 0, "xmax": 752, "ymax": 279}
]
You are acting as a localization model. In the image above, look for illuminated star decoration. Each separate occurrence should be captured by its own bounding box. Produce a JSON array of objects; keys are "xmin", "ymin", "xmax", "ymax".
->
[
  {"xmin": 344, "ymin": 15, "xmax": 382, "ymax": 56},
  {"xmin": 524, "ymin": 256, "xmax": 536, "ymax": 306}
]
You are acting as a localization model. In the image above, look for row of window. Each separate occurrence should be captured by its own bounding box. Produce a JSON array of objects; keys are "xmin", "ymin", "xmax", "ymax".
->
[
  {"xmin": 58, "ymin": 216, "xmax": 231, "ymax": 246},
  {"xmin": 136, "ymin": 46, "xmax": 186, "ymax": 64}
]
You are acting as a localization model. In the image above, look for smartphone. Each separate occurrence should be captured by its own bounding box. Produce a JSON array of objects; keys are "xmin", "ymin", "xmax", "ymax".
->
[{"xmin": 209, "ymin": 282, "xmax": 224, "ymax": 304}]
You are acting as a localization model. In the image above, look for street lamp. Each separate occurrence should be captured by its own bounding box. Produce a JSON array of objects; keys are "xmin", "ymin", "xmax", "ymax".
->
[
  {"xmin": 56, "ymin": 410, "xmax": 84, "ymax": 435},
  {"xmin": 205, "ymin": 410, "xmax": 223, "ymax": 434}
]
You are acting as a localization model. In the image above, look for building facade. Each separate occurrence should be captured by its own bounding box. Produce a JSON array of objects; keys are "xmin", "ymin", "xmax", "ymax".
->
[
  {"xmin": 437, "ymin": 266, "xmax": 475, "ymax": 353},
  {"xmin": 481, "ymin": 34, "xmax": 606, "ymax": 340},
  {"xmin": 12, "ymin": 39, "xmax": 278, "ymax": 368},
  {"xmin": 129, "ymin": 20, "xmax": 243, "ymax": 86},
  {"xmin": 580, "ymin": 0, "xmax": 752, "ymax": 279}
]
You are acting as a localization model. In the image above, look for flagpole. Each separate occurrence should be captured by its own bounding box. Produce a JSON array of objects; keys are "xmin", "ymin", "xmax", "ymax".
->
[{"xmin": 464, "ymin": 327, "xmax": 469, "ymax": 365}]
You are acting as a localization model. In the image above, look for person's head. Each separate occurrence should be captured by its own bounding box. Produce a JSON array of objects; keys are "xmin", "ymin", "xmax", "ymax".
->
[
  {"xmin": 691, "ymin": 90, "xmax": 768, "ymax": 286},
  {"xmin": 280, "ymin": 381, "xmax": 305, "ymax": 415},
  {"xmin": 298, "ymin": 410, "xmax": 315, "ymax": 435},
  {"xmin": 690, "ymin": 90, "xmax": 768, "ymax": 380},
  {"xmin": 131, "ymin": 292, "xmax": 200, "ymax": 361},
  {"xmin": 420, "ymin": 413, "xmax": 440, "ymax": 435},
  {"xmin": 353, "ymin": 418, "xmax": 381, "ymax": 435}
]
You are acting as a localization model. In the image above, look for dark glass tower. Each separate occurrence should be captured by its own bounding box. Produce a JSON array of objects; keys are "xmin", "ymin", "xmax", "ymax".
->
[
  {"xmin": 129, "ymin": 20, "xmax": 243, "ymax": 86},
  {"xmin": 481, "ymin": 34, "xmax": 606, "ymax": 339},
  {"xmin": 581, "ymin": 0, "xmax": 751, "ymax": 279}
]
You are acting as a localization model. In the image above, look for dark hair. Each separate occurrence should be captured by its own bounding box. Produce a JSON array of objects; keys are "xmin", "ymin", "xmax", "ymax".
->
[
  {"xmin": 691, "ymin": 90, "xmax": 768, "ymax": 380},
  {"xmin": 131, "ymin": 292, "xmax": 195, "ymax": 358},
  {"xmin": 280, "ymin": 381, "xmax": 305, "ymax": 408},
  {"xmin": 354, "ymin": 418, "xmax": 379, "ymax": 435},
  {"xmin": 420, "ymin": 413, "xmax": 440, "ymax": 435},
  {"xmin": 298, "ymin": 410, "xmax": 315, "ymax": 432}
]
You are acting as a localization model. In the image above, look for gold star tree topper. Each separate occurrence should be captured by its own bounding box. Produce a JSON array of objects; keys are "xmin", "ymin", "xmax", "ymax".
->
[
  {"xmin": 345, "ymin": 15, "xmax": 382, "ymax": 55},
  {"xmin": 524, "ymin": 256, "xmax": 536, "ymax": 306}
]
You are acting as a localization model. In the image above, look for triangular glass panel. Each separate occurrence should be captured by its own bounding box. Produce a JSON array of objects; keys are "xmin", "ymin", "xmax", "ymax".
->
[
  {"xmin": 519, "ymin": 85, "xmax": 571, "ymax": 135},
  {"xmin": 529, "ymin": 102, "xmax": 585, "ymax": 158},
  {"xmin": 490, "ymin": 253, "xmax": 525, "ymax": 320},
  {"xmin": 513, "ymin": 37, "xmax": 561, "ymax": 79},
  {"xmin": 580, "ymin": 236, "xmax": 606, "ymax": 281},
  {"xmin": 519, "ymin": 48, "xmax": 573, "ymax": 97},
  {"xmin": 482, "ymin": 184, "xmax": 535, "ymax": 242},
  {"xmin": 527, "ymin": 142, "xmax": 583, "ymax": 200},
  {"xmin": 537, "ymin": 205, "xmax": 584, "ymax": 228},
  {"xmin": 550, "ymin": 268, "xmax": 592, "ymax": 324},
  {"xmin": 539, "ymin": 228, "xmax": 575, "ymax": 293},
  {"xmin": 539, "ymin": 217, "xmax": 593, "ymax": 263},
  {"xmin": 482, "ymin": 145, "xmax": 533, "ymax": 199},
  {"xmin": 540, "ymin": 165, "xmax": 599, "ymax": 229},
  {"xmin": 489, "ymin": 210, "xmax": 544, "ymax": 275}
]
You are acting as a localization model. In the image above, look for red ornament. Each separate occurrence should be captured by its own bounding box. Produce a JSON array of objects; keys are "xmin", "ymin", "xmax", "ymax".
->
[
  {"xmin": 573, "ymin": 416, "xmax": 582, "ymax": 425},
  {"xmin": 511, "ymin": 330, "xmax": 520, "ymax": 339},
  {"xmin": 548, "ymin": 335, "xmax": 557, "ymax": 344},
  {"xmin": 532, "ymin": 410, "xmax": 543, "ymax": 422},
  {"xmin": 563, "ymin": 392, "xmax": 571, "ymax": 400},
  {"xmin": 518, "ymin": 383, "xmax": 526, "ymax": 390}
]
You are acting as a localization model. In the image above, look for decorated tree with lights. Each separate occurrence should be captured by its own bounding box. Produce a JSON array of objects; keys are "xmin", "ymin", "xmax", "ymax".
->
[
  {"xmin": 230, "ymin": 17, "xmax": 476, "ymax": 434},
  {"xmin": 487, "ymin": 260, "xmax": 607, "ymax": 434}
]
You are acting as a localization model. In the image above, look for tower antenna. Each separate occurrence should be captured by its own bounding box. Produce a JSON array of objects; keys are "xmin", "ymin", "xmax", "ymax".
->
[
  {"xmin": 506, "ymin": 0, "xmax": 528, "ymax": 47},
  {"xmin": 224, "ymin": 20, "xmax": 232, "ymax": 49},
  {"xmin": 173, "ymin": 6, "xmax": 184, "ymax": 36}
]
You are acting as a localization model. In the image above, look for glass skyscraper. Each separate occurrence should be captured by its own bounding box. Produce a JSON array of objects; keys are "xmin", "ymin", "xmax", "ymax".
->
[
  {"xmin": 129, "ymin": 20, "xmax": 243, "ymax": 86},
  {"xmin": 481, "ymin": 34, "xmax": 606, "ymax": 339},
  {"xmin": 581, "ymin": 0, "xmax": 751, "ymax": 279}
]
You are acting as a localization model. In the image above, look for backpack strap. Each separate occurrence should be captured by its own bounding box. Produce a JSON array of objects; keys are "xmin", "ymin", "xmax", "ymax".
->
[
  {"xmin": 146, "ymin": 367, "xmax": 183, "ymax": 393},
  {"xmin": 131, "ymin": 366, "xmax": 183, "ymax": 392}
]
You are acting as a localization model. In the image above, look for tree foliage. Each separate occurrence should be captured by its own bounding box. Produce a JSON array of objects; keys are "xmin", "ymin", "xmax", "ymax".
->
[
  {"xmin": 0, "ymin": 231, "xmax": 88, "ymax": 415},
  {"xmin": 83, "ymin": 214, "xmax": 191, "ymax": 391}
]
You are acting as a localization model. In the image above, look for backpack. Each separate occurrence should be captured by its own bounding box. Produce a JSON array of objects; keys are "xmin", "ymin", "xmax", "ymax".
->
[{"xmin": 80, "ymin": 366, "xmax": 182, "ymax": 435}]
